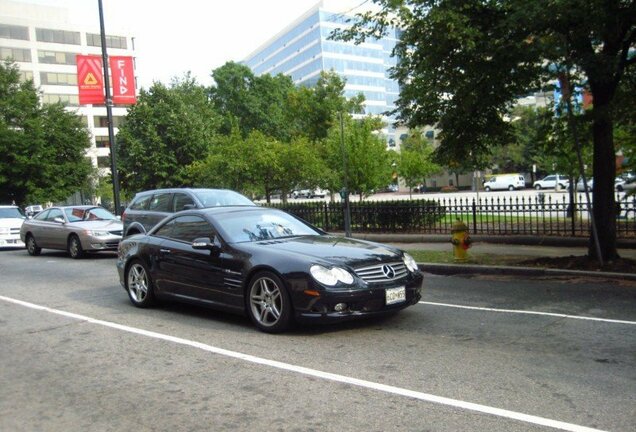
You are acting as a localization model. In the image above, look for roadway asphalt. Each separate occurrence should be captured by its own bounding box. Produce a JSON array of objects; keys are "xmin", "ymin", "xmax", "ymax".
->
[{"xmin": 343, "ymin": 233, "xmax": 636, "ymax": 280}]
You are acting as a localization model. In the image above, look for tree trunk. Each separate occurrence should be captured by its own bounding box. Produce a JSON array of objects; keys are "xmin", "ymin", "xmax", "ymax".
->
[{"xmin": 589, "ymin": 86, "xmax": 618, "ymax": 261}]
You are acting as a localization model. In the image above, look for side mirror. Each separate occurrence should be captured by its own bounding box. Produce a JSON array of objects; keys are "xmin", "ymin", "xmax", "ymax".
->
[
  {"xmin": 192, "ymin": 236, "xmax": 221, "ymax": 253},
  {"xmin": 53, "ymin": 217, "xmax": 65, "ymax": 224}
]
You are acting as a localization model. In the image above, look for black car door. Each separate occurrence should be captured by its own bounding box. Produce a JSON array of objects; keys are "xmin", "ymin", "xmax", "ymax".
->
[{"xmin": 154, "ymin": 215, "xmax": 244, "ymax": 310}]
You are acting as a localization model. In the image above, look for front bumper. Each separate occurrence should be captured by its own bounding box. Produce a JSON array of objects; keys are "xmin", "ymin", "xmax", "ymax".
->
[
  {"xmin": 0, "ymin": 234, "xmax": 25, "ymax": 247},
  {"xmin": 293, "ymin": 275, "xmax": 423, "ymax": 323}
]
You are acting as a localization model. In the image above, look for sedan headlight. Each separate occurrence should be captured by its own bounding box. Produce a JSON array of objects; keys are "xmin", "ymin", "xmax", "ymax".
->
[
  {"xmin": 403, "ymin": 253, "xmax": 419, "ymax": 272},
  {"xmin": 310, "ymin": 265, "xmax": 354, "ymax": 286},
  {"xmin": 85, "ymin": 230, "xmax": 110, "ymax": 237},
  {"xmin": 0, "ymin": 227, "xmax": 9, "ymax": 235}
]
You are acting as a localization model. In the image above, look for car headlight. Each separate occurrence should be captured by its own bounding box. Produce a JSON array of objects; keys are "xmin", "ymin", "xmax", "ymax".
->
[
  {"xmin": 403, "ymin": 253, "xmax": 419, "ymax": 272},
  {"xmin": 310, "ymin": 265, "xmax": 354, "ymax": 286},
  {"xmin": 86, "ymin": 230, "xmax": 110, "ymax": 237},
  {"xmin": 0, "ymin": 227, "xmax": 9, "ymax": 235}
]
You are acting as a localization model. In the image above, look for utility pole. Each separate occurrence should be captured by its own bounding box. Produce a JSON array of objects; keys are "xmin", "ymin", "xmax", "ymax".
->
[{"xmin": 98, "ymin": 0, "xmax": 121, "ymax": 215}]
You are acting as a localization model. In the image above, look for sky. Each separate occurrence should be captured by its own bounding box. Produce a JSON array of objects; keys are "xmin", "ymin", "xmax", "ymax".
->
[{"xmin": 26, "ymin": 0, "xmax": 329, "ymax": 89}]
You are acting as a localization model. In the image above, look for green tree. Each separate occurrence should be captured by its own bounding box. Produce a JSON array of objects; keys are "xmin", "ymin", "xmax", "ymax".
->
[
  {"xmin": 116, "ymin": 74, "xmax": 219, "ymax": 193},
  {"xmin": 324, "ymin": 115, "xmax": 393, "ymax": 200},
  {"xmin": 397, "ymin": 131, "xmax": 442, "ymax": 196},
  {"xmin": 335, "ymin": 0, "xmax": 635, "ymax": 260},
  {"xmin": 0, "ymin": 60, "xmax": 93, "ymax": 205},
  {"xmin": 209, "ymin": 62, "xmax": 297, "ymax": 141},
  {"xmin": 287, "ymin": 71, "xmax": 365, "ymax": 142}
]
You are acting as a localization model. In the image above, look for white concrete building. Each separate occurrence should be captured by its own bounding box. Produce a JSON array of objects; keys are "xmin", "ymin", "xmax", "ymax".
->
[{"xmin": 0, "ymin": 0, "xmax": 136, "ymax": 174}]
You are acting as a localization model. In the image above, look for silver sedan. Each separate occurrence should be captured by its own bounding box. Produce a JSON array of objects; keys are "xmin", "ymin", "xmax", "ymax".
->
[{"xmin": 20, "ymin": 206, "xmax": 123, "ymax": 258}]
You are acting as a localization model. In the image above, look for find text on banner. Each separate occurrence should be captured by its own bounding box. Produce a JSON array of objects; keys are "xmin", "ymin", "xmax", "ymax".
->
[
  {"xmin": 76, "ymin": 55, "xmax": 104, "ymax": 105},
  {"xmin": 109, "ymin": 56, "xmax": 136, "ymax": 105}
]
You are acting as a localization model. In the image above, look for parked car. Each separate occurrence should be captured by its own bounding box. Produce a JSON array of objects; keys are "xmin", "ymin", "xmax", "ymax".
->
[
  {"xmin": 292, "ymin": 188, "xmax": 328, "ymax": 199},
  {"xmin": 571, "ymin": 177, "xmax": 593, "ymax": 191},
  {"xmin": 0, "ymin": 205, "xmax": 27, "ymax": 248},
  {"xmin": 615, "ymin": 177, "xmax": 627, "ymax": 191},
  {"xmin": 20, "ymin": 205, "xmax": 123, "ymax": 258},
  {"xmin": 533, "ymin": 174, "xmax": 569, "ymax": 190},
  {"xmin": 24, "ymin": 204, "xmax": 43, "ymax": 217},
  {"xmin": 122, "ymin": 188, "xmax": 255, "ymax": 237},
  {"xmin": 117, "ymin": 206, "xmax": 423, "ymax": 333},
  {"xmin": 483, "ymin": 174, "xmax": 525, "ymax": 191}
]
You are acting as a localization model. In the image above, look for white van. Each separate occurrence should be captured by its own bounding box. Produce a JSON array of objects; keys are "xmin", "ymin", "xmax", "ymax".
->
[{"xmin": 483, "ymin": 174, "xmax": 526, "ymax": 191}]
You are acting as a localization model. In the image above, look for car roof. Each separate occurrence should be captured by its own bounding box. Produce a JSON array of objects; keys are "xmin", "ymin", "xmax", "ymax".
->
[
  {"xmin": 0, "ymin": 205, "xmax": 20, "ymax": 208},
  {"xmin": 133, "ymin": 188, "xmax": 233, "ymax": 196}
]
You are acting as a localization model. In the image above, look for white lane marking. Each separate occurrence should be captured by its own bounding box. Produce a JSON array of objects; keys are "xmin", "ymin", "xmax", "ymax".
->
[
  {"xmin": 0, "ymin": 295, "xmax": 606, "ymax": 432},
  {"xmin": 420, "ymin": 301, "xmax": 636, "ymax": 325}
]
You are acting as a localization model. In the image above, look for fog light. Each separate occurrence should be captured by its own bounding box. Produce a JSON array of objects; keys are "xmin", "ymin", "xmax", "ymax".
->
[{"xmin": 334, "ymin": 303, "xmax": 348, "ymax": 312}]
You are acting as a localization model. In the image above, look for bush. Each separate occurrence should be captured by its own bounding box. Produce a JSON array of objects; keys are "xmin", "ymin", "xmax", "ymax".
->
[{"xmin": 270, "ymin": 199, "xmax": 446, "ymax": 232}]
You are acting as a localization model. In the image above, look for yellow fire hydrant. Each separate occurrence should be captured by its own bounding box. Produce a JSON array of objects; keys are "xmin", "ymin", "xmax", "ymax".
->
[{"xmin": 451, "ymin": 219, "xmax": 472, "ymax": 262}]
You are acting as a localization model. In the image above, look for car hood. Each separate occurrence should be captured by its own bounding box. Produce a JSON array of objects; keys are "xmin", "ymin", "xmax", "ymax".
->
[
  {"xmin": 0, "ymin": 218, "xmax": 26, "ymax": 229},
  {"xmin": 237, "ymin": 235, "xmax": 403, "ymax": 267}
]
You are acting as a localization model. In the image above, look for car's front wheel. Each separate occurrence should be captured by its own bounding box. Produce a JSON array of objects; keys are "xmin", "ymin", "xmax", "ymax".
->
[
  {"xmin": 485, "ymin": 186, "xmax": 491, "ymax": 192},
  {"xmin": 247, "ymin": 271, "xmax": 293, "ymax": 333},
  {"xmin": 125, "ymin": 260, "xmax": 155, "ymax": 308},
  {"xmin": 68, "ymin": 235, "xmax": 84, "ymax": 259},
  {"xmin": 26, "ymin": 234, "xmax": 41, "ymax": 256},
  {"xmin": 535, "ymin": 184, "xmax": 542, "ymax": 190},
  {"xmin": 508, "ymin": 185, "xmax": 515, "ymax": 191}
]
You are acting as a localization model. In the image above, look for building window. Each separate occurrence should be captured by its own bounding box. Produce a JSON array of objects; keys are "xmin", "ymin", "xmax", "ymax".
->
[
  {"xmin": 35, "ymin": 28, "xmax": 80, "ymax": 45},
  {"xmin": 38, "ymin": 50, "xmax": 76, "ymax": 65},
  {"xmin": 93, "ymin": 116, "xmax": 124, "ymax": 128},
  {"xmin": 19, "ymin": 70, "xmax": 33, "ymax": 82},
  {"xmin": 41, "ymin": 94, "xmax": 79, "ymax": 106},
  {"xmin": 0, "ymin": 47, "xmax": 31, "ymax": 62},
  {"xmin": 39, "ymin": 71, "xmax": 77, "ymax": 86},
  {"xmin": 95, "ymin": 136, "xmax": 110, "ymax": 148},
  {"xmin": 86, "ymin": 33, "xmax": 127, "ymax": 49},
  {"xmin": 97, "ymin": 156, "xmax": 111, "ymax": 168},
  {"xmin": 0, "ymin": 24, "xmax": 29, "ymax": 40}
]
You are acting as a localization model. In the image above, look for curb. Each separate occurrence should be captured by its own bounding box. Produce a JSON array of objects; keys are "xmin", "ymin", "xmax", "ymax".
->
[{"xmin": 418, "ymin": 263, "xmax": 636, "ymax": 281}]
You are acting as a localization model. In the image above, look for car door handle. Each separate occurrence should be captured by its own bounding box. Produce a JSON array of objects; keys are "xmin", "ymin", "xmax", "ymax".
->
[{"xmin": 159, "ymin": 248, "xmax": 171, "ymax": 254}]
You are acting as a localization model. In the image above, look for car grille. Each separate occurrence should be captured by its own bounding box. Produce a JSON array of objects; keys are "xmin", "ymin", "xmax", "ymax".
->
[
  {"xmin": 354, "ymin": 261, "xmax": 407, "ymax": 284},
  {"xmin": 105, "ymin": 240, "xmax": 120, "ymax": 248},
  {"xmin": 109, "ymin": 230, "xmax": 123, "ymax": 236}
]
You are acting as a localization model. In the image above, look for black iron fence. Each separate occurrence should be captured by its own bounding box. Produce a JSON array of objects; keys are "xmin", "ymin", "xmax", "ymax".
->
[{"xmin": 268, "ymin": 194, "xmax": 636, "ymax": 238}]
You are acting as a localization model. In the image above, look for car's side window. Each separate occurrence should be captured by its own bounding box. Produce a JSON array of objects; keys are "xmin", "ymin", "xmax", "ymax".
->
[
  {"xmin": 130, "ymin": 194, "xmax": 152, "ymax": 210},
  {"xmin": 173, "ymin": 193, "xmax": 195, "ymax": 212},
  {"xmin": 34, "ymin": 209, "xmax": 50, "ymax": 221},
  {"xmin": 154, "ymin": 219, "xmax": 175, "ymax": 238},
  {"xmin": 47, "ymin": 209, "xmax": 64, "ymax": 222},
  {"xmin": 171, "ymin": 215, "xmax": 213, "ymax": 243},
  {"xmin": 148, "ymin": 193, "xmax": 172, "ymax": 212}
]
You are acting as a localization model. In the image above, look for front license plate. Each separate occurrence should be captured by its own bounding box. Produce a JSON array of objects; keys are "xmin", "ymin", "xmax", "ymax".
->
[{"xmin": 385, "ymin": 286, "xmax": 406, "ymax": 305}]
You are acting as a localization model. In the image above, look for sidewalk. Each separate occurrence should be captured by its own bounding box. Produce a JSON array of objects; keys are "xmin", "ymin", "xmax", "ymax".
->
[{"xmin": 345, "ymin": 233, "xmax": 636, "ymax": 280}]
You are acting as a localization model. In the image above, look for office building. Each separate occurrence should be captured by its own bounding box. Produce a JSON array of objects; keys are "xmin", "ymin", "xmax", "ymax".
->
[
  {"xmin": 244, "ymin": 0, "xmax": 403, "ymax": 148},
  {"xmin": 0, "ymin": 0, "xmax": 136, "ymax": 175}
]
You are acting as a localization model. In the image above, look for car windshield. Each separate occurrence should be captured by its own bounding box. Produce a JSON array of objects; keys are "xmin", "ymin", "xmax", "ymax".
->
[
  {"xmin": 215, "ymin": 209, "xmax": 320, "ymax": 243},
  {"xmin": 0, "ymin": 207, "xmax": 26, "ymax": 219},
  {"xmin": 65, "ymin": 207, "xmax": 118, "ymax": 222},
  {"xmin": 193, "ymin": 190, "xmax": 255, "ymax": 207}
]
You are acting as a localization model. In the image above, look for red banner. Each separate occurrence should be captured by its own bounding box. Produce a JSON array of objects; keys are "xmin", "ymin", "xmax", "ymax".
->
[
  {"xmin": 109, "ymin": 56, "xmax": 136, "ymax": 105},
  {"xmin": 76, "ymin": 55, "xmax": 105, "ymax": 105}
]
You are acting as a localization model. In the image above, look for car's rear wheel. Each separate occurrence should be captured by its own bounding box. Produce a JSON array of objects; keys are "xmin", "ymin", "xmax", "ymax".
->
[
  {"xmin": 68, "ymin": 235, "xmax": 84, "ymax": 259},
  {"xmin": 247, "ymin": 271, "xmax": 293, "ymax": 333},
  {"xmin": 125, "ymin": 260, "xmax": 155, "ymax": 307},
  {"xmin": 26, "ymin": 234, "xmax": 41, "ymax": 256}
]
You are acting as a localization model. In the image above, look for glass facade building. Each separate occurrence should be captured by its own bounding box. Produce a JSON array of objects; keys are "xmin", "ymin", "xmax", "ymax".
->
[{"xmin": 244, "ymin": 1, "xmax": 402, "ymax": 147}]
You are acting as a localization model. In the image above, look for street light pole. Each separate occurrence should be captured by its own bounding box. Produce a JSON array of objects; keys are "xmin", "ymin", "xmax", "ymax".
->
[
  {"xmin": 98, "ymin": 0, "xmax": 121, "ymax": 215},
  {"xmin": 339, "ymin": 112, "xmax": 352, "ymax": 237}
]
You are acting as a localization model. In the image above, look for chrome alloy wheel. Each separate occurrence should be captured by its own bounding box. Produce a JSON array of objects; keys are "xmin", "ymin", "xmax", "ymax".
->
[
  {"xmin": 127, "ymin": 262, "xmax": 149, "ymax": 304},
  {"xmin": 249, "ymin": 276, "xmax": 284, "ymax": 328}
]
